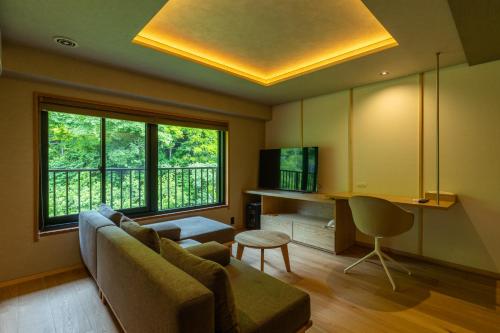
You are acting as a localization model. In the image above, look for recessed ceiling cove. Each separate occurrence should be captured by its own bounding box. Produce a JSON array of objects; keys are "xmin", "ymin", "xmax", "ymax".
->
[{"xmin": 133, "ymin": 0, "xmax": 398, "ymax": 86}]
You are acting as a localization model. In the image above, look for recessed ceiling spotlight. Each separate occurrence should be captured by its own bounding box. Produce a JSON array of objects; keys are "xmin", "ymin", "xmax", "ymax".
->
[
  {"xmin": 379, "ymin": 71, "xmax": 390, "ymax": 76},
  {"xmin": 53, "ymin": 36, "xmax": 79, "ymax": 48}
]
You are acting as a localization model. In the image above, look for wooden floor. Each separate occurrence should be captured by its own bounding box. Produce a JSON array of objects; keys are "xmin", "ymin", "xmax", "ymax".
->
[
  {"xmin": 1, "ymin": 244, "xmax": 499, "ymax": 333},
  {"xmin": 0, "ymin": 269, "xmax": 119, "ymax": 333}
]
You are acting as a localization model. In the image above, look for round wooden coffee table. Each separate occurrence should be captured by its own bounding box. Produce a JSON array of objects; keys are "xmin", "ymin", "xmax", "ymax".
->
[{"xmin": 235, "ymin": 230, "xmax": 291, "ymax": 272}]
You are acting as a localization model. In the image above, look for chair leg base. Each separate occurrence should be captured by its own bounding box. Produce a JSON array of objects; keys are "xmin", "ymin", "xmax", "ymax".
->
[
  {"xmin": 344, "ymin": 250, "xmax": 376, "ymax": 273},
  {"xmin": 377, "ymin": 251, "xmax": 396, "ymax": 291},
  {"xmin": 344, "ymin": 238, "xmax": 411, "ymax": 291}
]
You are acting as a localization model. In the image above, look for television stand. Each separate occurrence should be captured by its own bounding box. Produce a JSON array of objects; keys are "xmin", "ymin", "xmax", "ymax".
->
[{"xmin": 243, "ymin": 189, "xmax": 356, "ymax": 254}]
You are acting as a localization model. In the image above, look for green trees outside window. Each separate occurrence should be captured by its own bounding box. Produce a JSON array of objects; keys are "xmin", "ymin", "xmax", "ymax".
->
[
  {"xmin": 157, "ymin": 125, "xmax": 220, "ymax": 210},
  {"xmin": 41, "ymin": 110, "xmax": 225, "ymax": 231},
  {"xmin": 47, "ymin": 112, "xmax": 102, "ymax": 217},
  {"xmin": 105, "ymin": 118, "xmax": 146, "ymax": 210}
]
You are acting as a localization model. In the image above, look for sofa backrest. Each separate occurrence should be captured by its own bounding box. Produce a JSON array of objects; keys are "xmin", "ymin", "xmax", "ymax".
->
[
  {"xmin": 79, "ymin": 210, "xmax": 115, "ymax": 279},
  {"xmin": 97, "ymin": 226, "xmax": 215, "ymax": 333}
]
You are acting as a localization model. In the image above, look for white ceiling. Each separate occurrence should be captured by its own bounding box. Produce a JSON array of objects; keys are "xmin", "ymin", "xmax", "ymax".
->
[{"xmin": 0, "ymin": 0, "xmax": 465, "ymax": 105}]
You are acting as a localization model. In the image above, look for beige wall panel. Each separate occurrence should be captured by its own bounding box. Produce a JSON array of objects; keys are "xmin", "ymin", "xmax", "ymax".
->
[
  {"xmin": 265, "ymin": 101, "xmax": 301, "ymax": 148},
  {"xmin": 3, "ymin": 43, "xmax": 271, "ymax": 121},
  {"xmin": 0, "ymin": 77, "xmax": 265, "ymax": 282},
  {"xmin": 352, "ymin": 75, "xmax": 420, "ymax": 197},
  {"xmin": 351, "ymin": 75, "xmax": 420, "ymax": 253},
  {"xmin": 303, "ymin": 91, "xmax": 350, "ymax": 193},
  {"xmin": 0, "ymin": 78, "xmax": 82, "ymax": 281},
  {"xmin": 264, "ymin": 61, "xmax": 500, "ymax": 274},
  {"xmin": 423, "ymin": 62, "xmax": 500, "ymax": 273}
]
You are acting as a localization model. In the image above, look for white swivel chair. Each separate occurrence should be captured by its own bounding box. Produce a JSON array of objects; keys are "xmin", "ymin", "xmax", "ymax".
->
[{"xmin": 344, "ymin": 196, "xmax": 414, "ymax": 291}]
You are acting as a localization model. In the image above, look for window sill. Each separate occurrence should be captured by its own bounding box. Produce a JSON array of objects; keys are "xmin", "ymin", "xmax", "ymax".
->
[
  {"xmin": 135, "ymin": 204, "xmax": 229, "ymax": 222},
  {"xmin": 37, "ymin": 226, "xmax": 79, "ymax": 240},
  {"xmin": 36, "ymin": 204, "xmax": 229, "ymax": 240}
]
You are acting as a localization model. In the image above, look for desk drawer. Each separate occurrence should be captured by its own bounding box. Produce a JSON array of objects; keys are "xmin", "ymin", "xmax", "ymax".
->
[{"xmin": 261, "ymin": 214, "xmax": 293, "ymax": 237}]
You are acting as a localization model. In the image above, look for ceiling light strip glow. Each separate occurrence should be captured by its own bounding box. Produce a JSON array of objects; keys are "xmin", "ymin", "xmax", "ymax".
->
[
  {"xmin": 133, "ymin": 35, "xmax": 398, "ymax": 86},
  {"xmin": 267, "ymin": 38, "xmax": 398, "ymax": 84},
  {"xmin": 133, "ymin": 35, "xmax": 266, "ymax": 84}
]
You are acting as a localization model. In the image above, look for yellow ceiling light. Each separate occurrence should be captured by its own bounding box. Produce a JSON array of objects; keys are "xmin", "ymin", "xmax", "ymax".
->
[{"xmin": 133, "ymin": 0, "xmax": 398, "ymax": 86}]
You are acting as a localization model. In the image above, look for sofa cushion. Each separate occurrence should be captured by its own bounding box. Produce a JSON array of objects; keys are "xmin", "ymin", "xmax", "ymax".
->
[
  {"xmin": 226, "ymin": 258, "xmax": 310, "ymax": 333},
  {"xmin": 121, "ymin": 221, "xmax": 160, "ymax": 253},
  {"xmin": 178, "ymin": 239, "xmax": 202, "ymax": 248},
  {"xmin": 98, "ymin": 203, "xmax": 123, "ymax": 225},
  {"xmin": 146, "ymin": 221, "xmax": 182, "ymax": 241},
  {"xmin": 186, "ymin": 241, "xmax": 231, "ymax": 266},
  {"xmin": 160, "ymin": 238, "xmax": 239, "ymax": 333},
  {"xmin": 167, "ymin": 216, "xmax": 235, "ymax": 244}
]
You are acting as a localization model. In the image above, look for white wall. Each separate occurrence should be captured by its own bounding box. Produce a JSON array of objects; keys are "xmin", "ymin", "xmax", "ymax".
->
[
  {"xmin": 422, "ymin": 64, "xmax": 500, "ymax": 272},
  {"xmin": 266, "ymin": 61, "xmax": 500, "ymax": 274},
  {"xmin": 303, "ymin": 91, "xmax": 350, "ymax": 194}
]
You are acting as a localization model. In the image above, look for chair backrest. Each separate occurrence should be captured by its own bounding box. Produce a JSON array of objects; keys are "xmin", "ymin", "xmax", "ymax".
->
[{"xmin": 348, "ymin": 196, "xmax": 414, "ymax": 238}]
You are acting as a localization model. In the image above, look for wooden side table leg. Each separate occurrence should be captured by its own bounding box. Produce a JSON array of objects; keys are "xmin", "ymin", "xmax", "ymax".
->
[
  {"xmin": 260, "ymin": 249, "xmax": 265, "ymax": 271},
  {"xmin": 281, "ymin": 244, "xmax": 291, "ymax": 272},
  {"xmin": 224, "ymin": 241, "xmax": 235, "ymax": 257},
  {"xmin": 236, "ymin": 243, "xmax": 245, "ymax": 260}
]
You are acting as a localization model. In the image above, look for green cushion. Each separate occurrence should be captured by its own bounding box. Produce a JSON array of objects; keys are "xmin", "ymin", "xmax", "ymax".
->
[
  {"xmin": 226, "ymin": 258, "xmax": 310, "ymax": 333},
  {"xmin": 146, "ymin": 221, "xmax": 182, "ymax": 241},
  {"xmin": 160, "ymin": 238, "xmax": 239, "ymax": 333},
  {"xmin": 120, "ymin": 221, "xmax": 160, "ymax": 253},
  {"xmin": 186, "ymin": 241, "xmax": 231, "ymax": 266},
  {"xmin": 178, "ymin": 239, "xmax": 202, "ymax": 248},
  {"xmin": 98, "ymin": 203, "xmax": 123, "ymax": 225}
]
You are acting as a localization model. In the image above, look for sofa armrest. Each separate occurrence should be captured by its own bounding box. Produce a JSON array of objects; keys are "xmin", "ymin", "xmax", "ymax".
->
[
  {"xmin": 186, "ymin": 241, "xmax": 230, "ymax": 266},
  {"xmin": 146, "ymin": 222, "xmax": 181, "ymax": 241},
  {"xmin": 79, "ymin": 211, "xmax": 115, "ymax": 279}
]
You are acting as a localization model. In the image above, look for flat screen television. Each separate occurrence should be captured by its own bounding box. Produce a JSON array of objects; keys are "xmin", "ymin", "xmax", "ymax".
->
[{"xmin": 259, "ymin": 147, "xmax": 318, "ymax": 192}]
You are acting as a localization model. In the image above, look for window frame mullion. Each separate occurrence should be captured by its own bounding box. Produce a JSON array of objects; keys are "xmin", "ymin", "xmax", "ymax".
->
[
  {"xmin": 218, "ymin": 131, "xmax": 227, "ymax": 205},
  {"xmin": 40, "ymin": 111, "xmax": 49, "ymax": 231},
  {"xmin": 148, "ymin": 123, "xmax": 158, "ymax": 213},
  {"xmin": 100, "ymin": 118, "xmax": 106, "ymax": 207}
]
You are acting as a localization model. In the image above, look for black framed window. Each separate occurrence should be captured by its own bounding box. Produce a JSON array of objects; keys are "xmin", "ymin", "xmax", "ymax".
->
[
  {"xmin": 157, "ymin": 124, "xmax": 225, "ymax": 213},
  {"xmin": 39, "ymin": 103, "xmax": 227, "ymax": 231}
]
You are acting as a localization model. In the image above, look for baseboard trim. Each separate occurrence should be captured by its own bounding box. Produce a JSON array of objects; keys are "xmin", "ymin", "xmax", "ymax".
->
[
  {"xmin": 0, "ymin": 264, "xmax": 84, "ymax": 289},
  {"xmin": 355, "ymin": 241, "xmax": 500, "ymax": 280}
]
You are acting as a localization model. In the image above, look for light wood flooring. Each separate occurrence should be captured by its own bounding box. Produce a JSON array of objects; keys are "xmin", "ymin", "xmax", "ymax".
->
[
  {"xmin": 0, "ymin": 269, "xmax": 119, "ymax": 333},
  {"xmin": 1, "ymin": 243, "xmax": 499, "ymax": 333}
]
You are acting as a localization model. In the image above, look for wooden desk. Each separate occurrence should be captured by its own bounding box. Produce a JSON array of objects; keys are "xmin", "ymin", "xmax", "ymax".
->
[
  {"xmin": 243, "ymin": 189, "xmax": 457, "ymax": 254},
  {"xmin": 244, "ymin": 189, "xmax": 354, "ymax": 253},
  {"xmin": 245, "ymin": 189, "xmax": 456, "ymax": 209},
  {"xmin": 328, "ymin": 192, "xmax": 456, "ymax": 209},
  {"xmin": 245, "ymin": 189, "xmax": 334, "ymax": 204}
]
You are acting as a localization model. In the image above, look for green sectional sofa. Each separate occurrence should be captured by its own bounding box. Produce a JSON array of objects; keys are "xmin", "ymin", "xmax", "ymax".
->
[{"xmin": 79, "ymin": 211, "xmax": 312, "ymax": 333}]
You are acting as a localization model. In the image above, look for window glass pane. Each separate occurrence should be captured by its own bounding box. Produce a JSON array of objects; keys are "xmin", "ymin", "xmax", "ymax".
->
[
  {"xmin": 157, "ymin": 125, "xmax": 220, "ymax": 210},
  {"xmin": 105, "ymin": 119, "xmax": 146, "ymax": 210},
  {"xmin": 47, "ymin": 112, "xmax": 101, "ymax": 217},
  {"xmin": 43, "ymin": 107, "xmax": 226, "ymax": 230}
]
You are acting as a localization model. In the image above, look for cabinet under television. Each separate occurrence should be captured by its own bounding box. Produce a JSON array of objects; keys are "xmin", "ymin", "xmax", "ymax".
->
[{"xmin": 244, "ymin": 189, "xmax": 356, "ymax": 254}]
